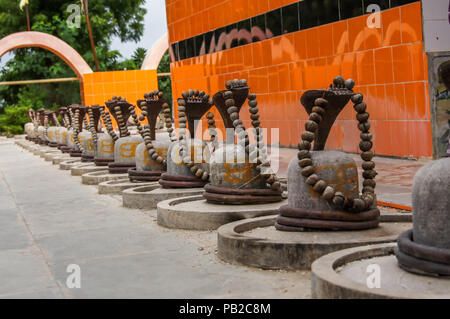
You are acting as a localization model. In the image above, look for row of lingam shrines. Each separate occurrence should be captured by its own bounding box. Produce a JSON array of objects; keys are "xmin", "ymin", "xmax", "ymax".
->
[{"xmin": 19, "ymin": 76, "xmax": 450, "ymax": 299}]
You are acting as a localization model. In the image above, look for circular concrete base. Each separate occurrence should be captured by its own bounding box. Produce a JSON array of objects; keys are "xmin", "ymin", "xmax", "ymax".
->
[
  {"xmin": 157, "ymin": 196, "xmax": 287, "ymax": 231},
  {"xmin": 98, "ymin": 179, "xmax": 156, "ymax": 195},
  {"xmin": 39, "ymin": 149, "xmax": 59, "ymax": 158},
  {"xmin": 217, "ymin": 212, "xmax": 411, "ymax": 271},
  {"xmin": 311, "ymin": 243, "xmax": 450, "ymax": 299},
  {"xmin": 59, "ymin": 159, "xmax": 83, "ymax": 170},
  {"xmin": 52, "ymin": 155, "xmax": 72, "ymax": 165},
  {"xmin": 71, "ymin": 164, "xmax": 107, "ymax": 176},
  {"xmin": 81, "ymin": 170, "xmax": 129, "ymax": 185},
  {"xmin": 44, "ymin": 151, "xmax": 63, "ymax": 161},
  {"xmin": 33, "ymin": 147, "xmax": 51, "ymax": 156},
  {"xmin": 122, "ymin": 186, "xmax": 204, "ymax": 210}
]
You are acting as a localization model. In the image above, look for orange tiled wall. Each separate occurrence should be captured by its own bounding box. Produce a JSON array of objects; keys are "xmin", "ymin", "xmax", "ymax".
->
[
  {"xmin": 83, "ymin": 69, "xmax": 158, "ymax": 107},
  {"xmin": 167, "ymin": 1, "xmax": 432, "ymax": 158}
]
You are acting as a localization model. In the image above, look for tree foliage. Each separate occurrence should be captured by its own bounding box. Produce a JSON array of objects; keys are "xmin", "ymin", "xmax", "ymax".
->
[{"xmin": 0, "ymin": 0, "xmax": 148, "ymax": 134}]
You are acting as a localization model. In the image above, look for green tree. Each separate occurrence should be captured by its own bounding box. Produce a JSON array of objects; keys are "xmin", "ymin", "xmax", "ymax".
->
[{"xmin": 0, "ymin": 0, "xmax": 147, "ymax": 108}]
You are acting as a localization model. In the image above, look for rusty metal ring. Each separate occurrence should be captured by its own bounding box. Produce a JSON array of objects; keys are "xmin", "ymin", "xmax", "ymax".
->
[
  {"xmin": 160, "ymin": 173, "xmax": 203, "ymax": 182},
  {"xmin": 204, "ymin": 192, "xmax": 282, "ymax": 205},
  {"xmin": 279, "ymin": 205, "xmax": 380, "ymax": 222},
  {"xmin": 204, "ymin": 184, "xmax": 282, "ymax": 196},
  {"xmin": 397, "ymin": 230, "xmax": 450, "ymax": 265},
  {"xmin": 128, "ymin": 168, "xmax": 163, "ymax": 177},
  {"xmin": 159, "ymin": 179, "xmax": 207, "ymax": 189},
  {"xmin": 276, "ymin": 216, "xmax": 379, "ymax": 231},
  {"xmin": 395, "ymin": 246, "xmax": 450, "ymax": 277},
  {"xmin": 108, "ymin": 165, "xmax": 135, "ymax": 174}
]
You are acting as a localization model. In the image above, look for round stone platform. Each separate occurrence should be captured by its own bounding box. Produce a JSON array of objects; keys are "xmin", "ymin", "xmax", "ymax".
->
[
  {"xmin": 59, "ymin": 159, "xmax": 83, "ymax": 170},
  {"xmin": 52, "ymin": 154, "xmax": 72, "ymax": 165},
  {"xmin": 39, "ymin": 149, "xmax": 59, "ymax": 158},
  {"xmin": 157, "ymin": 196, "xmax": 287, "ymax": 231},
  {"xmin": 44, "ymin": 151, "xmax": 64, "ymax": 162},
  {"xmin": 71, "ymin": 164, "xmax": 108, "ymax": 176},
  {"xmin": 122, "ymin": 186, "xmax": 204, "ymax": 210},
  {"xmin": 81, "ymin": 170, "xmax": 129, "ymax": 185},
  {"xmin": 217, "ymin": 211, "xmax": 411, "ymax": 271},
  {"xmin": 311, "ymin": 243, "xmax": 450, "ymax": 299},
  {"xmin": 98, "ymin": 179, "xmax": 156, "ymax": 195}
]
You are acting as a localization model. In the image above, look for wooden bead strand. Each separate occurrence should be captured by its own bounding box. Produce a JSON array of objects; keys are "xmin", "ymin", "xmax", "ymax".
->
[
  {"xmin": 223, "ymin": 80, "xmax": 282, "ymax": 192},
  {"xmin": 206, "ymin": 112, "xmax": 219, "ymax": 152},
  {"xmin": 177, "ymin": 90, "xmax": 210, "ymax": 182},
  {"xmin": 87, "ymin": 107, "xmax": 98, "ymax": 150},
  {"xmin": 297, "ymin": 94, "xmax": 377, "ymax": 213},
  {"xmin": 100, "ymin": 107, "xmax": 119, "ymax": 142}
]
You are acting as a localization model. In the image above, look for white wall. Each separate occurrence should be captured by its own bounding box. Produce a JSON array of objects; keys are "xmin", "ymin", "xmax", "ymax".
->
[{"xmin": 422, "ymin": 0, "xmax": 450, "ymax": 52}]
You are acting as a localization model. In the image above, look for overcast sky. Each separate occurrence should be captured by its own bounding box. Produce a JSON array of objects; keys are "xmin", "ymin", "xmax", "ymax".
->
[{"xmin": 0, "ymin": 0, "xmax": 168, "ymax": 69}]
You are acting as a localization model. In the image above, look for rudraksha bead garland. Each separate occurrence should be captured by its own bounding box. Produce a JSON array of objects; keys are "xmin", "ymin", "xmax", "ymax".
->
[
  {"xmin": 205, "ymin": 112, "xmax": 219, "ymax": 151},
  {"xmin": 100, "ymin": 107, "xmax": 119, "ymax": 142},
  {"xmin": 114, "ymin": 98, "xmax": 130, "ymax": 138},
  {"xmin": 223, "ymin": 80, "xmax": 282, "ymax": 192},
  {"xmin": 131, "ymin": 91, "xmax": 173, "ymax": 168},
  {"xmin": 177, "ymin": 90, "xmax": 210, "ymax": 182},
  {"xmin": 51, "ymin": 113, "xmax": 60, "ymax": 127},
  {"xmin": 297, "ymin": 94, "xmax": 377, "ymax": 213},
  {"xmin": 87, "ymin": 107, "xmax": 99, "ymax": 150},
  {"xmin": 72, "ymin": 108, "xmax": 84, "ymax": 152},
  {"xmin": 43, "ymin": 113, "xmax": 49, "ymax": 140}
]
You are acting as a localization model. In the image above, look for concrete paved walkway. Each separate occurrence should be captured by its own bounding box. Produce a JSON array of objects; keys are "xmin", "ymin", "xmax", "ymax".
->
[{"xmin": 0, "ymin": 139, "xmax": 310, "ymax": 299}]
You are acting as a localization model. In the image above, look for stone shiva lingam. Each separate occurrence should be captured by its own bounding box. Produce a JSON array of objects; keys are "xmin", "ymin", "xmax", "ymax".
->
[
  {"xmin": 98, "ymin": 91, "xmax": 172, "ymax": 195},
  {"xmin": 311, "ymin": 157, "xmax": 450, "ymax": 298},
  {"xmin": 122, "ymin": 90, "xmax": 211, "ymax": 209},
  {"xmin": 216, "ymin": 76, "xmax": 411, "ymax": 270},
  {"xmin": 157, "ymin": 79, "xmax": 287, "ymax": 231},
  {"xmin": 70, "ymin": 105, "xmax": 112, "ymax": 176},
  {"xmin": 81, "ymin": 97, "xmax": 142, "ymax": 185},
  {"xmin": 58, "ymin": 105, "xmax": 89, "ymax": 170}
]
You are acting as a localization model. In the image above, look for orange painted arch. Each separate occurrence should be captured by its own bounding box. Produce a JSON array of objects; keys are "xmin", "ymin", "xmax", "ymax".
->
[{"xmin": 0, "ymin": 31, "xmax": 93, "ymax": 78}]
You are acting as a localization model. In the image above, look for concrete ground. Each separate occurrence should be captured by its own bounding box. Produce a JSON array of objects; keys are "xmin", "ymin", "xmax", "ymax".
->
[{"xmin": 0, "ymin": 139, "xmax": 311, "ymax": 299}]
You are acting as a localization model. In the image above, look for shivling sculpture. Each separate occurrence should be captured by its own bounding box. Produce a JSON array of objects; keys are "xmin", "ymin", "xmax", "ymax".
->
[
  {"xmin": 276, "ymin": 76, "xmax": 380, "ymax": 231},
  {"xmin": 68, "ymin": 105, "xmax": 87, "ymax": 157},
  {"xmin": 105, "ymin": 97, "xmax": 142, "ymax": 174},
  {"xmin": 80, "ymin": 105, "xmax": 104, "ymax": 163},
  {"xmin": 204, "ymin": 79, "xmax": 283, "ymax": 204},
  {"xmin": 46, "ymin": 110, "xmax": 61, "ymax": 148},
  {"xmin": 96, "ymin": 101, "xmax": 118, "ymax": 166},
  {"xmin": 158, "ymin": 90, "xmax": 213, "ymax": 188},
  {"xmin": 128, "ymin": 91, "xmax": 172, "ymax": 182},
  {"xmin": 395, "ymin": 158, "xmax": 450, "ymax": 276},
  {"xmin": 25, "ymin": 109, "xmax": 36, "ymax": 142}
]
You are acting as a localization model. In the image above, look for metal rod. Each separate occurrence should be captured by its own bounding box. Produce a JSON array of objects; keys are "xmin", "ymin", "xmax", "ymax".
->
[
  {"xmin": 157, "ymin": 73, "xmax": 171, "ymax": 77},
  {"xmin": 25, "ymin": 5, "xmax": 30, "ymax": 31},
  {"xmin": 0, "ymin": 77, "xmax": 79, "ymax": 86},
  {"xmin": 83, "ymin": 0, "xmax": 100, "ymax": 72}
]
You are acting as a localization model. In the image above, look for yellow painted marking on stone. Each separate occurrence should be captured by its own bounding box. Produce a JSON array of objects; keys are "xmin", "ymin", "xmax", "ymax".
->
[
  {"xmin": 143, "ymin": 147, "xmax": 168, "ymax": 165},
  {"xmin": 309, "ymin": 162, "xmax": 358, "ymax": 198},
  {"xmin": 119, "ymin": 142, "xmax": 140, "ymax": 158},
  {"xmin": 224, "ymin": 162, "xmax": 254, "ymax": 184},
  {"xmin": 100, "ymin": 139, "xmax": 114, "ymax": 154}
]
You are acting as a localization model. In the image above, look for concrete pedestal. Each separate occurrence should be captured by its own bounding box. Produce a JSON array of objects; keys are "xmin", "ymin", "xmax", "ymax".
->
[
  {"xmin": 59, "ymin": 159, "xmax": 83, "ymax": 170},
  {"xmin": 97, "ymin": 179, "xmax": 155, "ymax": 195},
  {"xmin": 52, "ymin": 154, "xmax": 72, "ymax": 165},
  {"xmin": 311, "ymin": 243, "xmax": 450, "ymax": 299},
  {"xmin": 81, "ymin": 170, "xmax": 129, "ymax": 185},
  {"xmin": 71, "ymin": 164, "xmax": 108, "ymax": 176},
  {"xmin": 157, "ymin": 196, "xmax": 287, "ymax": 231},
  {"xmin": 217, "ymin": 211, "xmax": 411, "ymax": 271},
  {"xmin": 122, "ymin": 186, "xmax": 204, "ymax": 210}
]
